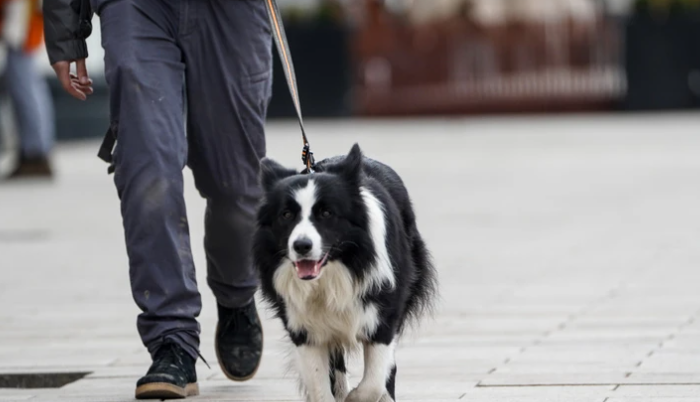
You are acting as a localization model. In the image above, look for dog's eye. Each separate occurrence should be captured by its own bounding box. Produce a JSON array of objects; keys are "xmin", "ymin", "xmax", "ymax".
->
[
  {"xmin": 281, "ymin": 210, "xmax": 294, "ymax": 220},
  {"xmin": 319, "ymin": 209, "xmax": 332, "ymax": 219}
]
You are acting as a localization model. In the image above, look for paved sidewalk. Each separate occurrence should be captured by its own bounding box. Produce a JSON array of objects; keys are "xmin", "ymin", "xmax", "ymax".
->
[{"xmin": 2, "ymin": 115, "xmax": 700, "ymax": 401}]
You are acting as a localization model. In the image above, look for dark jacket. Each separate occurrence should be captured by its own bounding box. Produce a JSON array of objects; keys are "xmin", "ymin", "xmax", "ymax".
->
[{"xmin": 43, "ymin": 0, "xmax": 96, "ymax": 65}]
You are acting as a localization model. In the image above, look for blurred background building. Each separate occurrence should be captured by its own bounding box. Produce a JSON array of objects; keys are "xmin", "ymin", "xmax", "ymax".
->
[{"xmin": 2, "ymin": 0, "xmax": 700, "ymax": 144}]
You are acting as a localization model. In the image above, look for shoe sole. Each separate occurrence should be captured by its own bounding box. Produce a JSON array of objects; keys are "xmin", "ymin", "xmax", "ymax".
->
[
  {"xmin": 215, "ymin": 309, "xmax": 263, "ymax": 382},
  {"xmin": 135, "ymin": 382, "xmax": 199, "ymax": 399}
]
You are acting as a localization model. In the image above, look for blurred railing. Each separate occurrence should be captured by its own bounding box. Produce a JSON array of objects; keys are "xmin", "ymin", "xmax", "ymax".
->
[{"xmin": 353, "ymin": 1, "xmax": 625, "ymax": 116}]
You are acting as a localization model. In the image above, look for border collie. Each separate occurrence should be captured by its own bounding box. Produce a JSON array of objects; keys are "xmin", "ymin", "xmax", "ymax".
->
[{"xmin": 253, "ymin": 144, "xmax": 437, "ymax": 402}]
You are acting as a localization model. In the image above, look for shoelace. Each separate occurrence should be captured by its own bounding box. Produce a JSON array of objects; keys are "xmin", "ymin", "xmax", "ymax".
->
[
  {"xmin": 223, "ymin": 305, "xmax": 257, "ymax": 343},
  {"xmin": 154, "ymin": 342, "xmax": 210, "ymax": 371},
  {"xmin": 197, "ymin": 350, "xmax": 211, "ymax": 369},
  {"xmin": 151, "ymin": 343, "xmax": 187, "ymax": 373}
]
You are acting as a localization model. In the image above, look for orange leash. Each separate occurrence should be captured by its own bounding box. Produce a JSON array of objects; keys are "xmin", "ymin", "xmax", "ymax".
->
[{"xmin": 264, "ymin": 0, "xmax": 315, "ymax": 173}]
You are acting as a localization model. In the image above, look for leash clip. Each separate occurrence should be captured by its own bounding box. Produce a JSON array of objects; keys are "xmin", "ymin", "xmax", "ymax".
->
[{"xmin": 302, "ymin": 143, "xmax": 315, "ymax": 174}]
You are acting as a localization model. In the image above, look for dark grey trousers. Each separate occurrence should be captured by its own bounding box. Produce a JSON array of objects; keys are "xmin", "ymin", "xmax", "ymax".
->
[{"xmin": 98, "ymin": 0, "xmax": 272, "ymax": 360}]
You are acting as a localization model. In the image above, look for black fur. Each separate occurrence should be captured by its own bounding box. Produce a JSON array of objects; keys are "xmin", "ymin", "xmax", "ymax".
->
[
  {"xmin": 386, "ymin": 365, "xmax": 397, "ymax": 400},
  {"xmin": 329, "ymin": 348, "xmax": 347, "ymax": 398}
]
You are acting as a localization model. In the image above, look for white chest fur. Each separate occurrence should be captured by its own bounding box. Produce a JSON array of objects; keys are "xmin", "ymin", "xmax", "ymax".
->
[{"xmin": 273, "ymin": 261, "xmax": 381, "ymax": 347}]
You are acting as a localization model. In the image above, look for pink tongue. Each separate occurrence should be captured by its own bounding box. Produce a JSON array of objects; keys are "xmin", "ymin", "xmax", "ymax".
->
[{"xmin": 295, "ymin": 260, "xmax": 319, "ymax": 279}]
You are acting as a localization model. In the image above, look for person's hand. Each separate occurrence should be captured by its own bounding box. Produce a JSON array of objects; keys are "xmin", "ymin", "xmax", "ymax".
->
[{"xmin": 52, "ymin": 59, "xmax": 94, "ymax": 101}]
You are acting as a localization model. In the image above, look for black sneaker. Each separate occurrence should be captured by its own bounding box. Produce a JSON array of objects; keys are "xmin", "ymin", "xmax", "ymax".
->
[
  {"xmin": 135, "ymin": 342, "xmax": 199, "ymax": 399},
  {"xmin": 215, "ymin": 300, "xmax": 263, "ymax": 381}
]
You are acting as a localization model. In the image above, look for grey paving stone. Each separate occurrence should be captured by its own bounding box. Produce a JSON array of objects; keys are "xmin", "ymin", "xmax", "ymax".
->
[
  {"xmin": 466, "ymin": 385, "xmax": 616, "ymax": 396},
  {"xmin": 394, "ymin": 381, "xmax": 477, "ymax": 400},
  {"xmin": 493, "ymin": 363, "xmax": 634, "ymax": 374},
  {"xmin": 624, "ymin": 373, "xmax": 700, "ymax": 385},
  {"xmin": 613, "ymin": 386, "xmax": 700, "ymax": 397},
  {"xmin": 504, "ymin": 351, "xmax": 646, "ymax": 366},
  {"xmin": 479, "ymin": 373, "xmax": 629, "ymax": 386},
  {"xmin": 607, "ymin": 399, "xmax": 700, "ymax": 402},
  {"xmin": 464, "ymin": 399, "xmax": 605, "ymax": 402},
  {"xmin": 0, "ymin": 390, "xmax": 36, "ymax": 402},
  {"xmin": 637, "ymin": 356, "xmax": 700, "ymax": 373}
]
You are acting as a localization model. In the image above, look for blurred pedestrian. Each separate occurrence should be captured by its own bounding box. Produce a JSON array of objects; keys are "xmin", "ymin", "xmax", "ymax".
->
[
  {"xmin": 43, "ymin": 0, "xmax": 271, "ymax": 399},
  {"xmin": 2, "ymin": 0, "xmax": 56, "ymax": 179}
]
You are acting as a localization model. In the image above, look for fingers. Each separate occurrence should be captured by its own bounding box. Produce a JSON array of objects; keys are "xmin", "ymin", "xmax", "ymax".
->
[
  {"xmin": 70, "ymin": 74, "xmax": 94, "ymax": 95},
  {"xmin": 69, "ymin": 73, "xmax": 93, "ymax": 85},
  {"xmin": 53, "ymin": 61, "xmax": 83, "ymax": 100},
  {"xmin": 74, "ymin": 59, "xmax": 93, "ymax": 98},
  {"xmin": 52, "ymin": 60, "xmax": 92, "ymax": 101},
  {"xmin": 75, "ymin": 59, "xmax": 90, "ymax": 85}
]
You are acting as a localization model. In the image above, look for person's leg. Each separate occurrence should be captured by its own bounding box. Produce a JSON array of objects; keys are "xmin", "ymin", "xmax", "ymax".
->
[
  {"xmin": 100, "ymin": 0, "xmax": 202, "ymax": 362},
  {"xmin": 4, "ymin": 48, "xmax": 55, "ymax": 177},
  {"xmin": 179, "ymin": 0, "xmax": 272, "ymax": 381},
  {"xmin": 182, "ymin": 0, "xmax": 271, "ymax": 309}
]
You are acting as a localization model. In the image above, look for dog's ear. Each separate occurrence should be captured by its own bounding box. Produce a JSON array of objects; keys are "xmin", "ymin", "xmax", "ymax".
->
[
  {"xmin": 338, "ymin": 143, "xmax": 363, "ymax": 184},
  {"xmin": 260, "ymin": 158, "xmax": 296, "ymax": 191}
]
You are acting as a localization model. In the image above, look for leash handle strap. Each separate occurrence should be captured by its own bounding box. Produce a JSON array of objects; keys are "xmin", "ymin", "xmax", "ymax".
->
[{"xmin": 264, "ymin": 0, "xmax": 315, "ymax": 172}]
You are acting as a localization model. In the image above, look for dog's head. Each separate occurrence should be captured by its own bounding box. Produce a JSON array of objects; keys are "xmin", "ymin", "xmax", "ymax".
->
[{"xmin": 254, "ymin": 144, "xmax": 372, "ymax": 281}]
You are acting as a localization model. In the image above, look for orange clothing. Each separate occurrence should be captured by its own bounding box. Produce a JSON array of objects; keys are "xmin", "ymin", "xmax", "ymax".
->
[{"xmin": 24, "ymin": 0, "xmax": 44, "ymax": 52}]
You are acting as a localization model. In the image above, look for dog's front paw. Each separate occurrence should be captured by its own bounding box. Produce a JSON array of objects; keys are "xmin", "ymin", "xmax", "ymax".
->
[
  {"xmin": 333, "ymin": 374, "xmax": 350, "ymax": 402},
  {"xmin": 378, "ymin": 394, "xmax": 394, "ymax": 402},
  {"xmin": 345, "ymin": 388, "xmax": 393, "ymax": 402}
]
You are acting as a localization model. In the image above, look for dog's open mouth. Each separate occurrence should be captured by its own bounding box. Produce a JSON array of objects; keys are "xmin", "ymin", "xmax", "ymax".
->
[{"xmin": 294, "ymin": 252, "xmax": 330, "ymax": 280}]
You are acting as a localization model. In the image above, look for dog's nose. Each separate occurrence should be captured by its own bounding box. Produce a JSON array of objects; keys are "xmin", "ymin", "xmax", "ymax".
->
[{"xmin": 293, "ymin": 238, "xmax": 313, "ymax": 255}]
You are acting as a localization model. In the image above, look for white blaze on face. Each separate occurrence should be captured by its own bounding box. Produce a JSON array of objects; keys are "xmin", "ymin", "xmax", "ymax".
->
[{"xmin": 289, "ymin": 180, "xmax": 323, "ymax": 263}]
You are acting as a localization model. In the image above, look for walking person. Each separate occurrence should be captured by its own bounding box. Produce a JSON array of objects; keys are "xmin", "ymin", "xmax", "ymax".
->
[
  {"xmin": 2, "ymin": 0, "xmax": 56, "ymax": 179},
  {"xmin": 43, "ymin": 0, "xmax": 272, "ymax": 398}
]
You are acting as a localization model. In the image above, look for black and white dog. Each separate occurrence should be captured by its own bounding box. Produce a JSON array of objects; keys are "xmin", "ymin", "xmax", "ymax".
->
[{"xmin": 253, "ymin": 144, "xmax": 437, "ymax": 402}]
